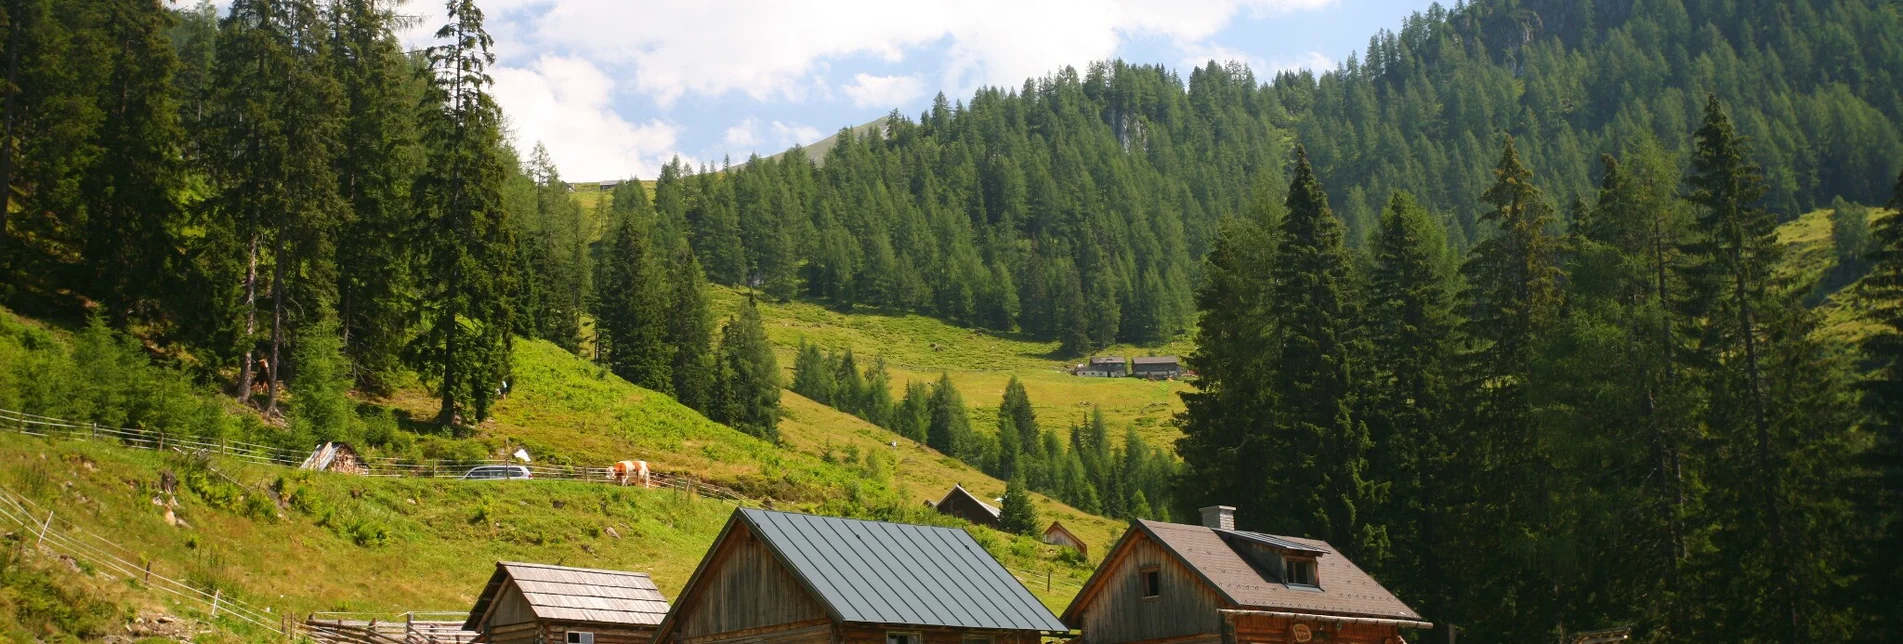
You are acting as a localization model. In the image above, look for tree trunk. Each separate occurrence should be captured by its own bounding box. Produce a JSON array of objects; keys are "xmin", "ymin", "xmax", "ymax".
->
[
  {"xmin": 265, "ymin": 232, "xmax": 285, "ymax": 415},
  {"xmin": 1733, "ymin": 265, "xmax": 1791, "ymax": 644},
  {"xmin": 238, "ymin": 231, "xmax": 259, "ymax": 403}
]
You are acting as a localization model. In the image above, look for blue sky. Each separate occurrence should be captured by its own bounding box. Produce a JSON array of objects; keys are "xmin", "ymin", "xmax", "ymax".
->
[{"xmin": 386, "ymin": 0, "xmax": 1442, "ymax": 181}]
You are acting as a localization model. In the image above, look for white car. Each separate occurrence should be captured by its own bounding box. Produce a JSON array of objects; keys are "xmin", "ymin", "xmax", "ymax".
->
[{"xmin": 460, "ymin": 465, "xmax": 532, "ymax": 480}]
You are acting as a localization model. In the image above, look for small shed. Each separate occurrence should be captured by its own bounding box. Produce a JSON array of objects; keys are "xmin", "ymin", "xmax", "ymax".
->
[
  {"xmin": 599, "ymin": 179, "xmax": 621, "ymax": 190},
  {"xmin": 1078, "ymin": 356, "xmax": 1127, "ymax": 378},
  {"xmin": 462, "ymin": 562, "xmax": 671, "ymax": 644},
  {"xmin": 1130, "ymin": 357, "xmax": 1182, "ymax": 380},
  {"xmin": 299, "ymin": 442, "xmax": 369, "ymax": 475},
  {"xmin": 1043, "ymin": 521, "xmax": 1088, "ymax": 558},
  {"xmin": 933, "ymin": 484, "xmax": 1003, "ymax": 530},
  {"xmin": 654, "ymin": 508, "xmax": 1067, "ymax": 644}
]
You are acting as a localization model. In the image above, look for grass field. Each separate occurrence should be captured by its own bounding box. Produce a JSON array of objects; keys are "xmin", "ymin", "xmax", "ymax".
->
[
  {"xmin": 1776, "ymin": 207, "xmax": 1896, "ymax": 346},
  {"xmin": 707, "ymin": 289, "xmax": 1195, "ymax": 452}
]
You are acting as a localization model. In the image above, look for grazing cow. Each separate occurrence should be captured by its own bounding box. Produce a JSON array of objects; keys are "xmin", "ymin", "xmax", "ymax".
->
[{"xmin": 612, "ymin": 460, "xmax": 651, "ymax": 487}]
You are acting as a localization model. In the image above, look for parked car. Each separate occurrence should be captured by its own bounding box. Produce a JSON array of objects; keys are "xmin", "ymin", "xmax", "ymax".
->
[{"xmin": 460, "ymin": 465, "xmax": 532, "ymax": 480}]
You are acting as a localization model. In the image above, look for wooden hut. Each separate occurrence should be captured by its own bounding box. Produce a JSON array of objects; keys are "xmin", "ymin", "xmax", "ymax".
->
[
  {"xmin": 1078, "ymin": 356, "xmax": 1127, "ymax": 377},
  {"xmin": 1042, "ymin": 521, "xmax": 1088, "ymax": 558},
  {"xmin": 933, "ymin": 484, "xmax": 1003, "ymax": 530},
  {"xmin": 653, "ymin": 508, "xmax": 1067, "ymax": 644},
  {"xmin": 1061, "ymin": 506, "xmax": 1428, "ymax": 644},
  {"xmin": 1130, "ymin": 357, "xmax": 1182, "ymax": 380},
  {"xmin": 298, "ymin": 442, "xmax": 369, "ymax": 475},
  {"xmin": 462, "ymin": 562, "xmax": 671, "ymax": 644}
]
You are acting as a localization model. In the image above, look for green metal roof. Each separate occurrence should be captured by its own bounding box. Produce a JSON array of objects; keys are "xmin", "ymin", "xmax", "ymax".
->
[{"xmin": 739, "ymin": 508, "xmax": 1067, "ymax": 632}]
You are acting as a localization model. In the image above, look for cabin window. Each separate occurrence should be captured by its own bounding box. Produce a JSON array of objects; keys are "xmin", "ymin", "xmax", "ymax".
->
[
  {"xmin": 1140, "ymin": 565, "xmax": 1161, "ymax": 598},
  {"xmin": 888, "ymin": 632, "xmax": 923, "ymax": 644},
  {"xmin": 1285, "ymin": 558, "xmax": 1317, "ymax": 587}
]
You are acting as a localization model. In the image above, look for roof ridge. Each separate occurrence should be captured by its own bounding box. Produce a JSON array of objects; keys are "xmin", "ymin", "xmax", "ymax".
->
[
  {"xmin": 499, "ymin": 561, "xmax": 655, "ymax": 577},
  {"xmin": 741, "ymin": 507, "xmax": 967, "ymax": 533}
]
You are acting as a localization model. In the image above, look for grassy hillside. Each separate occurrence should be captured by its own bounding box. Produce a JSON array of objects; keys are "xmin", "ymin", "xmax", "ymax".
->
[
  {"xmin": 708, "ymin": 289, "xmax": 1193, "ymax": 452},
  {"xmin": 0, "ymin": 307, "xmax": 1113, "ymax": 631},
  {"xmin": 1776, "ymin": 207, "xmax": 1896, "ymax": 346}
]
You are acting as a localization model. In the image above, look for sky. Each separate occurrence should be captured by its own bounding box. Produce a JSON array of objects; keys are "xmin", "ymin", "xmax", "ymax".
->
[{"xmin": 372, "ymin": 0, "xmax": 1443, "ymax": 181}]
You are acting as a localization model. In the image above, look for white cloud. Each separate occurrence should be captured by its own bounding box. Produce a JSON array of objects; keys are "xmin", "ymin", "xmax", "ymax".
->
[
  {"xmin": 492, "ymin": 55, "xmax": 681, "ymax": 181},
  {"xmin": 474, "ymin": 0, "xmax": 1336, "ymax": 107},
  {"xmin": 724, "ymin": 118, "xmax": 762, "ymax": 148},
  {"xmin": 1179, "ymin": 44, "xmax": 1333, "ymax": 78},
  {"xmin": 842, "ymin": 74, "xmax": 927, "ymax": 109},
  {"xmin": 770, "ymin": 122, "xmax": 824, "ymax": 148}
]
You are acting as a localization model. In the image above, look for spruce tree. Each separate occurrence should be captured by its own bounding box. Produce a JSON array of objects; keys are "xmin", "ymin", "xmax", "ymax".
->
[
  {"xmin": 1859, "ymin": 168, "xmax": 1903, "ymax": 641},
  {"xmin": 1363, "ymin": 190, "xmax": 1458, "ymax": 597},
  {"xmin": 999, "ymin": 474, "xmax": 1040, "ymax": 536},
  {"xmin": 595, "ymin": 199, "xmax": 671, "ymax": 392},
  {"xmin": 892, "ymin": 380, "xmax": 932, "ymax": 443},
  {"xmin": 1265, "ymin": 145, "xmax": 1376, "ymax": 553},
  {"xmin": 714, "ymin": 295, "xmax": 779, "ymax": 441},
  {"xmin": 790, "ymin": 342, "xmax": 834, "ymax": 404},
  {"xmin": 666, "ymin": 244, "xmax": 715, "ymax": 412},
  {"xmin": 331, "ymin": 0, "xmax": 421, "ymax": 393},
  {"xmin": 1678, "ymin": 95, "xmax": 1859, "ymax": 642},
  {"xmin": 860, "ymin": 357, "xmax": 894, "ymax": 428},
  {"xmin": 926, "ymin": 373, "xmax": 971, "ymax": 458},
  {"xmin": 1453, "ymin": 135, "xmax": 1565, "ymax": 638},
  {"xmin": 288, "ymin": 312, "xmax": 354, "ymax": 445},
  {"xmin": 410, "ymin": 0, "xmax": 516, "ymax": 425}
]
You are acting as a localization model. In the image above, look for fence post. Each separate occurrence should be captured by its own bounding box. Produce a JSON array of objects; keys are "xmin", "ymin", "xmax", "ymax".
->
[
  {"xmin": 34, "ymin": 510, "xmax": 52, "ymax": 549},
  {"xmin": 210, "ymin": 589, "xmax": 221, "ymax": 619},
  {"xmin": 90, "ymin": 422, "xmax": 97, "ymax": 440},
  {"xmin": 144, "ymin": 559, "xmax": 152, "ymax": 583}
]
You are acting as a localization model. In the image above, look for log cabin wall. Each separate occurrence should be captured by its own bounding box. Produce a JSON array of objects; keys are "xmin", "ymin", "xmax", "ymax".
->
[
  {"xmin": 674, "ymin": 522, "xmax": 831, "ymax": 644},
  {"xmin": 836, "ymin": 624, "xmax": 1047, "ymax": 644},
  {"xmin": 1226, "ymin": 613, "xmax": 1399, "ymax": 644},
  {"xmin": 547, "ymin": 623, "xmax": 657, "ymax": 644},
  {"xmin": 1076, "ymin": 533, "xmax": 1225, "ymax": 644}
]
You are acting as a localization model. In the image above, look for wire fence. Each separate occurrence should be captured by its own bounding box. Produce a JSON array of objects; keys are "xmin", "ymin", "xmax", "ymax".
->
[
  {"xmin": 0, "ymin": 482, "xmax": 291, "ymax": 637},
  {"xmin": 0, "ymin": 408, "xmax": 750, "ymax": 503}
]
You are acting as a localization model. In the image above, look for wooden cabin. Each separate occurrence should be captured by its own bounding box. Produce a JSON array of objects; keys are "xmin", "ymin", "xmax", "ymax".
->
[
  {"xmin": 1042, "ymin": 521, "xmax": 1088, "ymax": 559},
  {"xmin": 1078, "ymin": 356, "xmax": 1127, "ymax": 378},
  {"xmin": 933, "ymin": 484, "xmax": 1004, "ymax": 530},
  {"xmin": 462, "ymin": 562, "xmax": 671, "ymax": 644},
  {"xmin": 654, "ymin": 508, "xmax": 1067, "ymax": 644},
  {"xmin": 1130, "ymin": 357, "xmax": 1182, "ymax": 380},
  {"xmin": 1062, "ymin": 506, "xmax": 1428, "ymax": 644},
  {"xmin": 298, "ymin": 442, "xmax": 369, "ymax": 475}
]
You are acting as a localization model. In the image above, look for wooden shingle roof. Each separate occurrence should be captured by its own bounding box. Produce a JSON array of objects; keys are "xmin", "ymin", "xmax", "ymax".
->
[
  {"xmin": 462, "ymin": 562, "xmax": 670, "ymax": 631},
  {"xmin": 936, "ymin": 484, "xmax": 1002, "ymax": 520}
]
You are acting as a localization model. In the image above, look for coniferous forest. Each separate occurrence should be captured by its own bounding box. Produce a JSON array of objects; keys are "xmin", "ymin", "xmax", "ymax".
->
[{"xmin": 2, "ymin": 0, "xmax": 1903, "ymax": 642}]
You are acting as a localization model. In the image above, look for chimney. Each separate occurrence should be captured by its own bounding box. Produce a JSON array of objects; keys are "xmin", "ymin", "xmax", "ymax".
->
[{"xmin": 1199, "ymin": 505, "xmax": 1236, "ymax": 531}]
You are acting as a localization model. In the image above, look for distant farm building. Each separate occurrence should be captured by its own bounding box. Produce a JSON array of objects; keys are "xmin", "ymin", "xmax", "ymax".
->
[
  {"xmin": 1078, "ymin": 356, "xmax": 1127, "ymax": 377},
  {"xmin": 1130, "ymin": 356, "xmax": 1182, "ymax": 380},
  {"xmin": 598, "ymin": 179, "xmax": 621, "ymax": 190},
  {"xmin": 463, "ymin": 562, "xmax": 671, "ymax": 644},
  {"xmin": 654, "ymin": 508, "xmax": 1067, "ymax": 644},
  {"xmin": 298, "ymin": 442, "xmax": 369, "ymax": 475},
  {"xmin": 1043, "ymin": 521, "xmax": 1088, "ymax": 558},
  {"xmin": 934, "ymin": 484, "xmax": 1003, "ymax": 530},
  {"xmin": 1062, "ymin": 505, "xmax": 1429, "ymax": 644}
]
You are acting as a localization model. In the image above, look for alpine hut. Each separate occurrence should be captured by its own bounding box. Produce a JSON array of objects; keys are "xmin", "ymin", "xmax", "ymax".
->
[
  {"xmin": 1042, "ymin": 521, "xmax": 1088, "ymax": 559},
  {"xmin": 1061, "ymin": 506, "xmax": 1429, "ymax": 644},
  {"xmin": 653, "ymin": 508, "xmax": 1068, "ymax": 644},
  {"xmin": 462, "ymin": 562, "xmax": 671, "ymax": 644},
  {"xmin": 933, "ymin": 484, "xmax": 1003, "ymax": 530}
]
